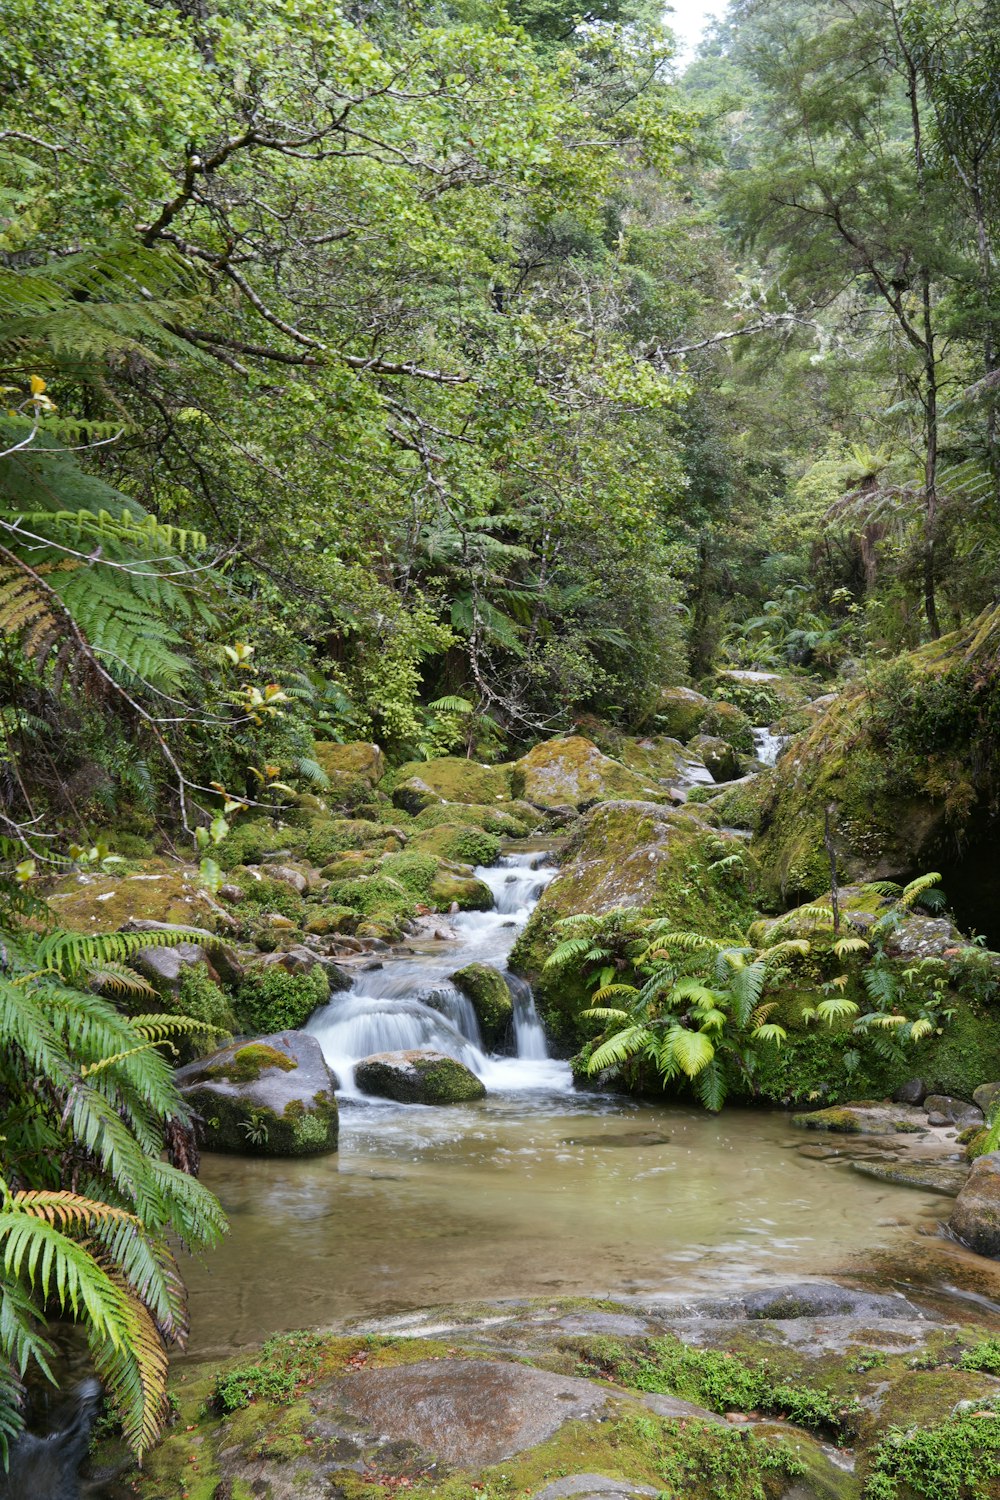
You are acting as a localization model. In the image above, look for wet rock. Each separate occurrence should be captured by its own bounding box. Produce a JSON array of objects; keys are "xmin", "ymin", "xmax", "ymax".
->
[
  {"xmin": 792, "ymin": 1102, "xmax": 928, "ymax": 1136},
  {"xmin": 712, "ymin": 1282, "xmax": 923, "ymax": 1321},
  {"xmin": 686, "ymin": 733, "xmax": 743, "ymax": 783},
  {"xmin": 511, "ymin": 736, "xmax": 665, "ymax": 811},
  {"xmin": 532, "ymin": 1478, "xmax": 659, "ymax": 1500},
  {"xmin": 177, "ymin": 1030, "xmax": 338, "ymax": 1156},
  {"xmin": 893, "ymin": 1078, "xmax": 927, "ymax": 1105},
  {"xmin": 354, "ymin": 1049, "xmax": 487, "ymax": 1105},
  {"xmin": 851, "ymin": 1159, "xmax": 969, "ymax": 1196},
  {"xmin": 949, "ymin": 1151, "xmax": 1000, "ymax": 1257},
  {"xmin": 924, "ymin": 1094, "xmax": 983, "ymax": 1128},
  {"xmin": 450, "ymin": 962, "xmax": 513, "ymax": 1049},
  {"xmin": 335, "ymin": 1359, "xmax": 633, "ymax": 1466}
]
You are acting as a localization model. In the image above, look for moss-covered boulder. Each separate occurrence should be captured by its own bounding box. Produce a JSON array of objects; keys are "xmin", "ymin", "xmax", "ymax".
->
[
  {"xmin": 312, "ymin": 740, "xmax": 384, "ymax": 787},
  {"xmin": 450, "ymin": 963, "xmax": 513, "ymax": 1049},
  {"xmin": 46, "ymin": 860, "xmax": 233, "ymax": 933},
  {"xmin": 429, "ymin": 865, "xmax": 494, "ymax": 911},
  {"xmin": 615, "ymin": 735, "xmax": 688, "ymax": 786},
  {"xmin": 753, "ymin": 607, "xmax": 1000, "ymax": 917},
  {"xmin": 511, "ymin": 802, "xmax": 756, "ymax": 1047},
  {"xmin": 176, "ymin": 1031, "xmax": 338, "ymax": 1155},
  {"xmin": 510, "ymin": 737, "xmax": 665, "ymax": 811},
  {"xmin": 688, "ymin": 772, "xmax": 775, "ymax": 832},
  {"xmin": 791, "ymin": 1101, "xmax": 928, "ymax": 1135},
  {"xmin": 409, "ymin": 823, "xmax": 501, "ymax": 866},
  {"xmin": 648, "ymin": 685, "xmax": 709, "ymax": 741},
  {"xmin": 687, "ymin": 734, "xmax": 744, "ymax": 784},
  {"xmin": 354, "ymin": 1049, "xmax": 486, "ymax": 1104},
  {"xmin": 387, "ymin": 756, "xmax": 512, "ymax": 813},
  {"xmin": 411, "ymin": 799, "xmax": 539, "ymax": 836},
  {"xmin": 236, "ymin": 960, "xmax": 330, "ymax": 1034},
  {"xmin": 697, "ymin": 699, "xmax": 754, "ymax": 753}
]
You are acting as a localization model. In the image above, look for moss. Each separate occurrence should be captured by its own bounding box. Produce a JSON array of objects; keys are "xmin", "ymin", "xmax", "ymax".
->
[
  {"xmin": 171, "ymin": 963, "xmax": 237, "ymax": 1033},
  {"xmin": 428, "ymin": 865, "xmax": 494, "ymax": 911},
  {"xmin": 512, "ymin": 804, "xmax": 757, "ymax": 1048},
  {"xmin": 450, "ymin": 962, "xmax": 513, "ymax": 1048},
  {"xmin": 411, "ymin": 800, "xmax": 538, "ymax": 836},
  {"xmin": 651, "ymin": 685, "xmax": 709, "ymax": 742},
  {"xmin": 510, "ymin": 735, "xmax": 666, "ymax": 810},
  {"xmin": 409, "ymin": 823, "xmax": 502, "ymax": 865},
  {"xmin": 324, "ymin": 873, "xmax": 416, "ymax": 920},
  {"xmin": 699, "ymin": 699, "xmax": 754, "ymax": 753},
  {"xmin": 692, "ymin": 771, "xmax": 776, "ymax": 832},
  {"xmin": 385, "ymin": 755, "xmax": 512, "ymax": 808},
  {"xmin": 204, "ymin": 1043, "xmax": 297, "ymax": 1084},
  {"xmin": 235, "ymin": 962, "xmax": 329, "ymax": 1033},
  {"xmin": 45, "ymin": 860, "xmax": 220, "ymax": 932}
]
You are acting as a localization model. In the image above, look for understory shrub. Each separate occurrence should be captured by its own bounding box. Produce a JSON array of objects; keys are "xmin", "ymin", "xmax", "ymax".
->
[{"xmin": 236, "ymin": 963, "xmax": 329, "ymax": 1033}]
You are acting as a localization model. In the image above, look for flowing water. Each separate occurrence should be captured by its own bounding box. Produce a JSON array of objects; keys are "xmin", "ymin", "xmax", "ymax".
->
[
  {"xmin": 180, "ymin": 839, "xmax": 953, "ymax": 1362},
  {"xmin": 752, "ymin": 725, "xmax": 786, "ymax": 767}
]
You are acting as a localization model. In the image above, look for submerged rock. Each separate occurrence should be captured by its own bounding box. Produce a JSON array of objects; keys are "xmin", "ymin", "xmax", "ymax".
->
[
  {"xmin": 949, "ymin": 1150, "xmax": 1000, "ymax": 1257},
  {"xmin": 354, "ymin": 1048, "xmax": 486, "ymax": 1104},
  {"xmin": 792, "ymin": 1102, "xmax": 928, "ymax": 1135},
  {"xmin": 851, "ymin": 1159, "xmax": 969, "ymax": 1196},
  {"xmin": 176, "ymin": 1030, "xmax": 338, "ymax": 1155}
]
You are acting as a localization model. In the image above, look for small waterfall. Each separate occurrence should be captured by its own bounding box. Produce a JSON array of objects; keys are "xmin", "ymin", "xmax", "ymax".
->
[
  {"xmin": 307, "ymin": 845, "xmax": 572, "ymax": 1096},
  {"xmin": 752, "ymin": 726, "xmax": 786, "ymax": 767},
  {"xmin": 505, "ymin": 973, "xmax": 548, "ymax": 1061}
]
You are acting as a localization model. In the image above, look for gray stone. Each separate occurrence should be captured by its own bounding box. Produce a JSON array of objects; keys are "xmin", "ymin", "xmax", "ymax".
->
[
  {"xmin": 259, "ymin": 862, "xmax": 310, "ymax": 894},
  {"xmin": 533, "ymin": 1478, "xmax": 660, "ymax": 1499},
  {"xmin": 334, "ymin": 1359, "xmax": 617, "ymax": 1467},
  {"xmin": 709, "ymin": 1282, "xmax": 922, "ymax": 1321},
  {"xmin": 130, "ymin": 940, "xmax": 212, "ymax": 995},
  {"xmin": 949, "ymin": 1151, "xmax": 1000, "ymax": 1258},
  {"xmin": 974, "ymin": 1082, "xmax": 1000, "ymax": 1116},
  {"xmin": 851, "ymin": 1159, "xmax": 969, "ymax": 1197},
  {"xmin": 354, "ymin": 1049, "xmax": 486, "ymax": 1105},
  {"xmin": 924, "ymin": 1094, "xmax": 983, "ymax": 1128},
  {"xmin": 176, "ymin": 1030, "xmax": 338, "ymax": 1156},
  {"xmin": 892, "ymin": 1079, "xmax": 927, "ymax": 1105},
  {"xmin": 123, "ymin": 919, "xmax": 243, "ymax": 985}
]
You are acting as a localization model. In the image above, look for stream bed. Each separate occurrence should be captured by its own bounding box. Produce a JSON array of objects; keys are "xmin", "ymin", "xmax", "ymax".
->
[{"xmin": 181, "ymin": 829, "xmax": 954, "ymax": 1363}]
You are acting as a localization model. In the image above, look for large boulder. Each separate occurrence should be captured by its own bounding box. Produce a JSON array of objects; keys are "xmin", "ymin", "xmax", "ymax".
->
[
  {"xmin": 177, "ymin": 1031, "xmax": 339, "ymax": 1156},
  {"xmin": 387, "ymin": 756, "xmax": 512, "ymax": 813},
  {"xmin": 696, "ymin": 699, "xmax": 754, "ymax": 753},
  {"xmin": 686, "ymin": 734, "xmax": 744, "ymax": 784},
  {"xmin": 312, "ymin": 740, "xmax": 384, "ymax": 788},
  {"xmin": 949, "ymin": 1151, "xmax": 1000, "ymax": 1257},
  {"xmin": 510, "ymin": 737, "xmax": 665, "ymax": 811},
  {"xmin": 648, "ymin": 685, "xmax": 709, "ymax": 741},
  {"xmin": 450, "ymin": 963, "xmax": 513, "ymax": 1049},
  {"xmin": 46, "ymin": 861, "xmax": 234, "ymax": 934},
  {"xmin": 354, "ymin": 1049, "xmax": 486, "ymax": 1104}
]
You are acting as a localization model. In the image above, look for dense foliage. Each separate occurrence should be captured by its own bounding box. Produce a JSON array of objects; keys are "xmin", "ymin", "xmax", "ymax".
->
[{"xmin": 3, "ymin": 0, "xmax": 1000, "ymax": 1470}]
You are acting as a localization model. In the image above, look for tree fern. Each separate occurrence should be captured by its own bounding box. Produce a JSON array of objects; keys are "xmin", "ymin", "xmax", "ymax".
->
[{"xmin": 0, "ymin": 918, "xmax": 228, "ymax": 1460}]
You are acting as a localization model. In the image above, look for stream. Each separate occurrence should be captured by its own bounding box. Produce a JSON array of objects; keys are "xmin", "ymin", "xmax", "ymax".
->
[{"xmin": 180, "ymin": 736, "xmax": 958, "ymax": 1360}]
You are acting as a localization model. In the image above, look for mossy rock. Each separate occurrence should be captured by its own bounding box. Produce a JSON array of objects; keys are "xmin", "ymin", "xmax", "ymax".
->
[
  {"xmin": 176, "ymin": 1030, "xmax": 338, "ymax": 1156},
  {"xmin": 687, "ymin": 734, "xmax": 744, "ymax": 784},
  {"xmin": 319, "ymin": 849, "xmax": 380, "ymax": 880},
  {"xmin": 409, "ymin": 823, "xmax": 502, "ymax": 866},
  {"xmin": 510, "ymin": 736, "xmax": 666, "ymax": 811},
  {"xmin": 689, "ymin": 772, "xmax": 775, "ymax": 831},
  {"xmin": 450, "ymin": 963, "xmax": 514, "ymax": 1049},
  {"xmin": 354, "ymin": 1049, "xmax": 487, "ymax": 1104},
  {"xmin": 323, "ymin": 873, "xmax": 416, "ymax": 921},
  {"xmin": 46, "ymin": 860, "xmax": 230, "ymax": 933},
  {"xmin": 697, "ymin": 699, "xmax": 754, "ymax": 753},
  {"xmin": 312, "ymin": 740, "xmax": 384, "ymax": 786},
  {"xmin": 235, "ymin": 961, "xmax": 329, "ymax": 1034},
  {"xmin": 411, "ymin": 800, "xmax": 538, "ymax": 836},
  {"xmin": 386, "ymin": 756, "xmax": 512, "ymax": 812},
  {"xmin": 647, "ymin": 684, "xmax": 709, "ymax": 741},
  {"xmin": 430, "ymin": 865, "xmax": 494, "ymax": 911},
  {"xmin": 616, "ymin": 734, "xmax": 688, "ymax": 785},
  {"xmin": 511, "ymin": 802, "xmax": 756, "ymax": 1048}
]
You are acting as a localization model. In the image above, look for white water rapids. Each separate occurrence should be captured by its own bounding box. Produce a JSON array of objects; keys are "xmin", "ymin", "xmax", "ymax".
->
[{"xmin": 308, "ymin": 850, "xmax": 572, "ymax": 1097}]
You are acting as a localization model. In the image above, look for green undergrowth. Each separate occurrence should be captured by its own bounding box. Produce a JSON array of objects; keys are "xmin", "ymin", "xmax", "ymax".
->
[
  {"xmin": 863, "ymin": 1403, "xmax": 1000, "ymax": 1499},
  {"xmin": 235, "ymin": 962, "xmax": 329, "ymax": 1033},
  {"xmin": 581, "ymin": 1336, "xmax": 858, "ymax": 1439}
]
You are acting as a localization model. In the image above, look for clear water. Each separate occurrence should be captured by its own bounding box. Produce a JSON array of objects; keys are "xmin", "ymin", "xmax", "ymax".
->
[
  {"xmin": 184, "ymin": 1097, "xmax": 945, "ymax": 1360},
  {"xmin": 752, "ymin": 725, "xmax": 786, "ymax": 767}
]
